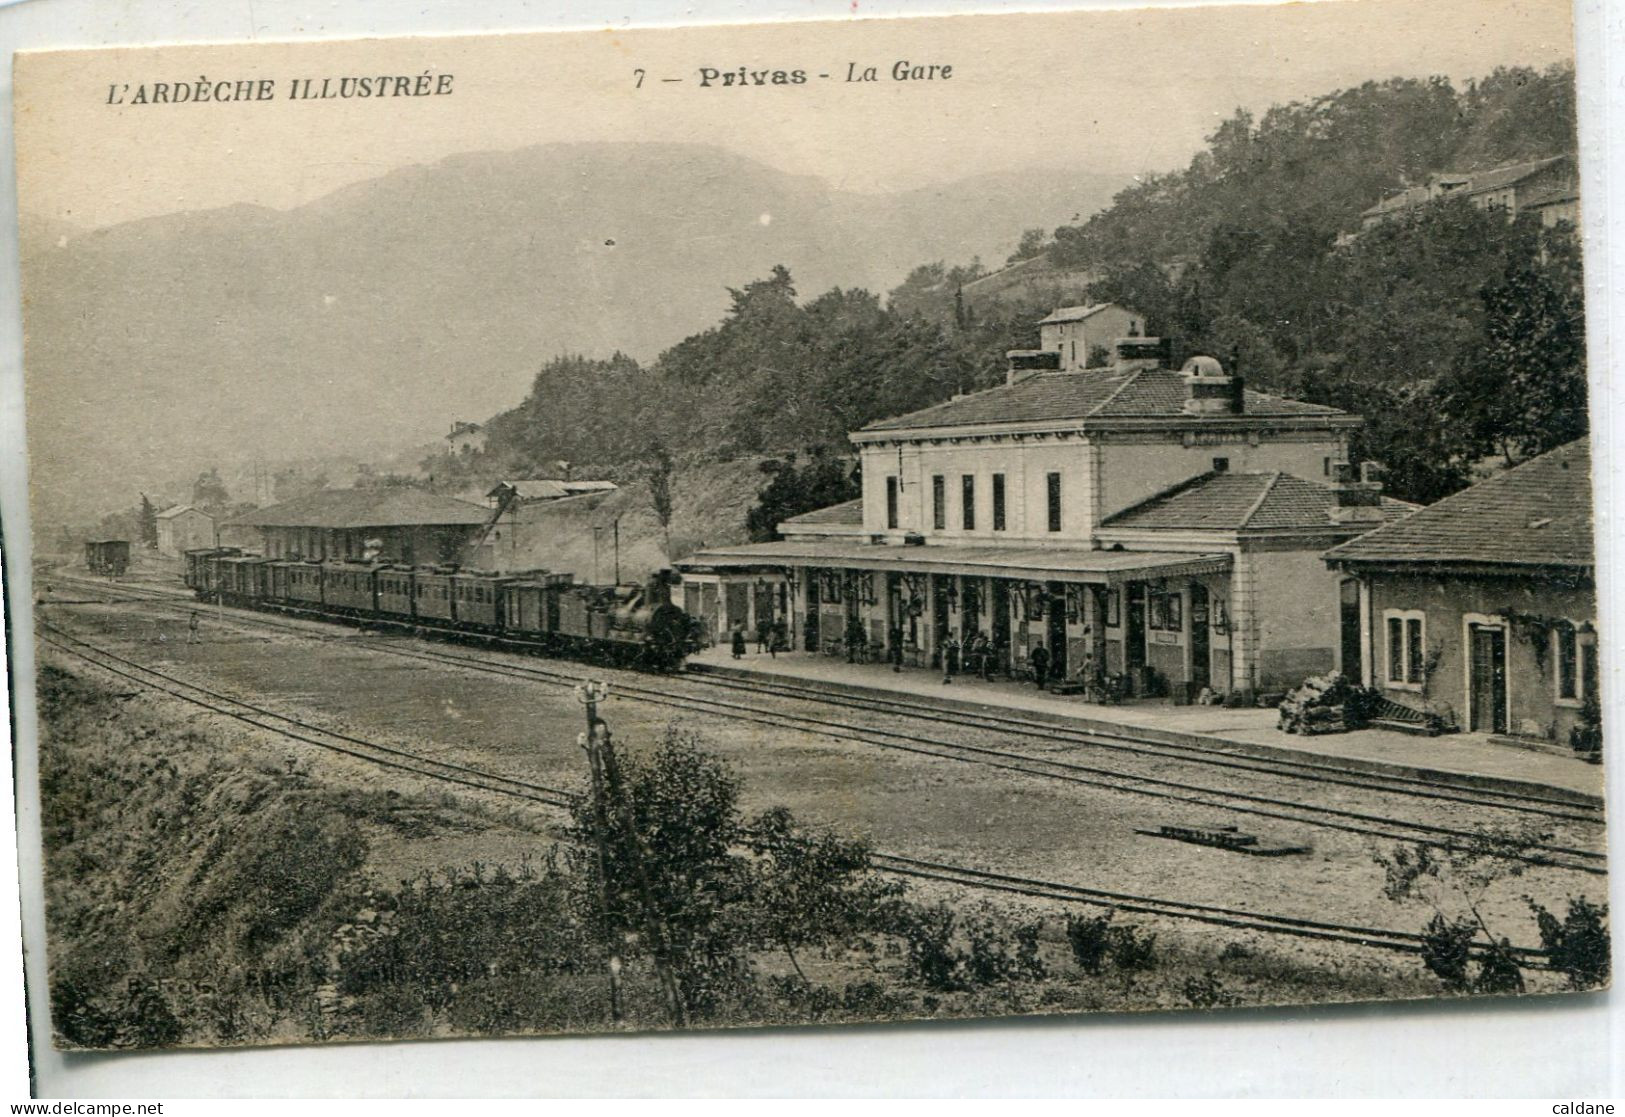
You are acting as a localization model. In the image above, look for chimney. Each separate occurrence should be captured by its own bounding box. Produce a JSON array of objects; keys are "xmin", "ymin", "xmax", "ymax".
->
[
  {"xmin": 1005, "ymin": 348, "xmax": 1061, "ymax": 386},
  {"xmin": 1179, "ymin": 355, "xmax": 1244, "ymax": 415},
  {"xmin": 1329, "ymin": 460, "xmax": 1385, "ymax": 525},
  {"xmin": 1114, "ymin": 336, "xmax": 1171, "ymax": 373}
]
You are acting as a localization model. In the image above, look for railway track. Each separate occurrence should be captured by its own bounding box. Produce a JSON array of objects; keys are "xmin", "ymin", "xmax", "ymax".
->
[
  {"xmin": 40, "ymin": 577, "xmax": 1608, "ymax": 874},
  {"xmin": 37, "ymin": 620, "xmax": 1551, "ymax": 965}
]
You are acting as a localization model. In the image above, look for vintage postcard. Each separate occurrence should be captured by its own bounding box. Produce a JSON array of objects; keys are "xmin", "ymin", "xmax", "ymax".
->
[{"xmin": 8, "ymin": 0, "xmax": 1609, "ymax": 1055}]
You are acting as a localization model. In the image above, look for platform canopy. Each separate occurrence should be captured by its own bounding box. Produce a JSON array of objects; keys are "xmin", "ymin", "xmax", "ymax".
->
[{"xmin": 678, "ymin": 540, "xmax": 1231, "ymax": 584}]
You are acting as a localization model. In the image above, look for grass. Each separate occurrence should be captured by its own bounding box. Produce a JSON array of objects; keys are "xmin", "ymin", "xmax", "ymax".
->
[{"xmin": 36, "ymin": 657, "xmax": 1460, "ymax": 1049}]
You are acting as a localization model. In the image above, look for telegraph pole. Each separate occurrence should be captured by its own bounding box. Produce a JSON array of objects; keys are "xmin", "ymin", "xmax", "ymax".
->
[
  {"xmin": 575, "ymin": 680, "xmax": 624, "ymax": 1024},
  {"xmin": 612, "ymin": 517, "xmax": 621, "ymax": 586}
]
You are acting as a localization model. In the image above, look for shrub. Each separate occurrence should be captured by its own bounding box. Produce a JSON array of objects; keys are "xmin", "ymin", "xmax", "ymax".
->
[
  {"xmin": 1107, "ymin": 923, "xmax": 1158, "ymax": 974},
  {"xmin": 1530, "ymin": 897, "xmax": 1610, "ymax": 990},
  {"xmin": 1472, "ymin": 940, "xmax": 1525, "ymax": 995},
  {"xmin": 896, "ymin": 902, "xmax": 1047, "ymax": 992},
  {"xmin": 1065, "ymin": 912, "xmax": 1115, "ymax": 975},
  {"xmin": 1182, "ymin": 971, "xmax": 1235, "ymax": 1009},
  {"xmin": 1420, "ymin": 913, "xmax": 1475, "ymax": 991}
]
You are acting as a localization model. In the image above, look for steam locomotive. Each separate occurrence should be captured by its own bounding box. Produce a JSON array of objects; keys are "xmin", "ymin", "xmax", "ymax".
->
[{"xmin": 183, "ymin": 549, "xmax": 701, "ymax": 671}]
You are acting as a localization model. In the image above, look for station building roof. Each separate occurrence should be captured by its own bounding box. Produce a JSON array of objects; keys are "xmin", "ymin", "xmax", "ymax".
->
[
  {"xmin": 1324, "ymin": 438, "xmax": 1593, "ymax": 572},
  {"xmin": 856, "ymin": 366, "xmax": 1352, "ymax": 436},
  {"xmin": 678, "ymin": 539, "xmax": 1230, "ymax": 584},
  {"xmin": 225, "ymin": 488, "xmax": 490, "ymax": 530},
  {"xmin": 1101, "ymin": 472, "xmax": 1416, "ymax": 534}
]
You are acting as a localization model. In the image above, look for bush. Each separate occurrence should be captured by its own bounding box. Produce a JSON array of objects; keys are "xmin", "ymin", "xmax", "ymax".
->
[
  {"xmin": 1420, "ymin": 913, "xmax": 1476, "ymax": 991},
  {"xmin": 1107, "ymin": 923, "xmax": 1159, "ymax": 974},
  {"xmin": 896, "ymin": 902, "xmax": 1047, "ymax": 992},
  {"xmin": 1531, "ymin": 897, "xmax": 1610, "ymax": 990},
  {"xmin": 1065, "ymin": 912, "xmax": 1114, "ymax": 975}
]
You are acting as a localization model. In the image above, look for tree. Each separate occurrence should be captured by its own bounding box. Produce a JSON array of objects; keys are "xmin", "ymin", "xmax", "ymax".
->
[
  {"xmin": 138, "ymin": 494, "xmax": 159, "ymax": 549},
  {"xmin": 745, "ymin": 452, "xmax": 861, "ymax": 542},
  {"xmin": 1373, "ymin": 823, "xmax": 1559, "ymax": 994},
  {"xmin": 564, "ymin": 725, "xmax": 898, "ymax": 1021},
  {"xmin": 192, "ymin": 468, "xmax": 230, "ymax": 514},
  {"xmin": 646, "ymin": 443, "xmax": 675, "ymax": 558}
]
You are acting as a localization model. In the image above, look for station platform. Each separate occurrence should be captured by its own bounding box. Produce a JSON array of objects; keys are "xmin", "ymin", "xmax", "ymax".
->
[{"xmin": 686, "ymin": 645, "xmax": 1607, "ymax": 804}]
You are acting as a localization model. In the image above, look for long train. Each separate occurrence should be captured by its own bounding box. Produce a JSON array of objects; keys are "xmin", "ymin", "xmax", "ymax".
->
[{"xmin": 183, "ymin": 548, "xmax": 701, "ymax": 671}]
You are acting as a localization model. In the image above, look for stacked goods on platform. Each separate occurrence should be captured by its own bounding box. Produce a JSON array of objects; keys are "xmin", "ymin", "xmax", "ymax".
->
[{"xmin": 1277, "ymin": 673, "xmax": 1378, "ymax": 735}]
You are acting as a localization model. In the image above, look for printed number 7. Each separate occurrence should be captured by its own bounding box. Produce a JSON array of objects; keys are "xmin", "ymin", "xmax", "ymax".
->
[{"xmin": 634, "ymin": 68, "xmax": 645, "ymax": 88}]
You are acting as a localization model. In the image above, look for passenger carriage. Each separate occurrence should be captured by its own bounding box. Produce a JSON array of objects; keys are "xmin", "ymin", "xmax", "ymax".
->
[
  {"xmin": 375, "ymin": 567, "xmax": 416, "ymax": 621},
  {"xmin": 321, "ymin": 560, "xmax": 381, "ymax": 616}
]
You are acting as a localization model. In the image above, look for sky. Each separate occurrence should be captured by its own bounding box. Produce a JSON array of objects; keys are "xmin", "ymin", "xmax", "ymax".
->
[{"xmin": 12, "ymin": 0, "xmax": 1576, "ymax": 230}]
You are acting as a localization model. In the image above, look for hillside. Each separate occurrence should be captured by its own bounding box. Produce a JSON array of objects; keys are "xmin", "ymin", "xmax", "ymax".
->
[{"xmin": 20, "ymin": 143, "xmax": 1125, "ymax": 530}]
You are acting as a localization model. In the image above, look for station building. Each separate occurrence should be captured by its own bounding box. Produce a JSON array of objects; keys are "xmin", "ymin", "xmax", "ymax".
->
[
  {"xmin": 679, "ymin": 331, "xmax": 1410, "ymax": 700},
  {"xmin": 1324, "ymin": 438, "xmax": 1595, "ymax": 742}
]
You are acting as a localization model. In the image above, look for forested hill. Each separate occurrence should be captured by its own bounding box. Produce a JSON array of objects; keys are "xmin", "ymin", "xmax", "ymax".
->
[
  {"xmin": 457, "ymin": 65, "xmax": 1585, "ymax": 511},
  {"xmin": 1049, "ymin": 67, "xmax": 1577, "ymax": 274},
  {"xmin": 1034, "ymin": 64, "xmax": 1584, "ymax": 502}
]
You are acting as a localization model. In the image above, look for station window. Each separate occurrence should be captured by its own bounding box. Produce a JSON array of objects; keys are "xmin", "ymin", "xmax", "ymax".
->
[
  {"xmin": 1555, "ymin": 622, "xmax": 1578, "ymax": 701},
  {"xmin": 1553, "ymin": 621, "xmax": 1597, "ymax": 705},
  {"xmin": 1384, "ymin": 609, "xmax": 1426, "ymax": 687},
  {"xmin": 992, "ymin": 474, "xmax": 1006, "ymax": 531},
  {"xmin": 886, "ymin": 477, "xmax": 899, "ymax": 530},
  {"xmin": 962, "ymin": 474, "xmax": 976, "ymax": 531},
  {"xmin": 1046, "ymin": 472, "xmax": 1062, "ymax": 532},
  {"xmin": 932, "ymin": 475, "xmax": 945, "ymax": 531},
  {"xmin": 1212, "ymin": 457, "xmax": 1230, "ymax": 473}
]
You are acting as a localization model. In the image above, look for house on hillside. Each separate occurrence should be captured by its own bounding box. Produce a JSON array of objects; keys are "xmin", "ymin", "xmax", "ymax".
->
[
  {"xmin": 680, "ymin": 318, "xmax": 1402, "ymax": 700},
  {"xmin": 155, "ymin": 505, "xmax": 215, "ymax": 557},
  {"xmin": 446, "ymin": 421, "xmax": 487, "ymax": 456},
  {"xmin": 1358, "ymin": 154, "xmax": 1578, "ymax": 232},
  {"xmin": 1324, "ymin": 438, "xmax": 1596, "ymax": 744},
  {"xmin": 224, "ymin": 488, "xmax": 489, "ymax": 564},
  {"xmin": 1036, "ymin": 304, "xmax": 1144, "ymax": 371}
]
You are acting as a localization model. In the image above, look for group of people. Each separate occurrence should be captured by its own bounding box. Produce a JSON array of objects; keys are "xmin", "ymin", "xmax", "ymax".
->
[
  {"xmin": 730, "ymin": 616, "xmax": 789, "ymax": 660},
  {"xmin": 940, "ymin": 630, "xmax": 1001, "ymax": 683}
]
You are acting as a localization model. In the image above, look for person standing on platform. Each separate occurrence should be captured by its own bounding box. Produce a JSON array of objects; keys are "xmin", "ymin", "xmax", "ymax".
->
[
  {"xmin": 187, "ymin": 610, "xmax": 201, "ymax": 645},
  {"xmin": 755, "ymin": 616, "xmax": 771, "ymax": 654},
  {"xmin": 889, "ymin": 625, "xmax": 904, "ymax": 672},
  {"xmin": 731, "ymin": 623, "xmax": 746, "ymax": 660},
  {"xmin": 771, "ymin": 618, "xmax": 787, "ymax": 658},
  {"xmin": 1029, "ymin": 641, "xmax": 1050, "ymax": 690},
  {"xmin": 943, "ymin": 634, "xmax": 960, "ymax": 683}
]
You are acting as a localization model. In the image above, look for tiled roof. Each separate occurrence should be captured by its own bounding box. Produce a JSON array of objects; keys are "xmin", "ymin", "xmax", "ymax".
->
[
  {"xmin": 860, "ymin": 367, "xmax": 1349, "ymax": 433},
  {"xmin": 1522, "ymin": 181, "xmax": 1579, "ymax": 209},
  {"xmin": 1461, "ymin": 154, "xmax": 1569, "ymax": 196},
  {"xmin": 1360, "ymin": 155, "xmax": 1571, "ymax": 217},
  {"xmin": 1324, "ymin": 439, "xmax": 1593, "ymax": 569},
  {"xmin": 781, "ymin": 498, "xmax": 864, "ymax": 527},
  {"xmin": 491, "ymin": 479, "xmax": 619, "ymax": 501},
  {"xmin": 226, "ymin": 488, "xmax": 490, "ymax": 529},
  {"xmin": 1101, "ymin": 472, "xmax": 1416, "ymax": 533},
  {"xmin": 156, "ymin": 504, "xmax": 206, "ymax": 520},
  {"xmin": 1037, "ymin": 303, "xmax": 1114, "ymax": 325}
]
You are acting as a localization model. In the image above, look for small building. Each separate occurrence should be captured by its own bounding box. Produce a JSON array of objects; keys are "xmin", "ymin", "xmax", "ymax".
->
[
  {"xmin": 468, "ymin": 479, "xmax": 622, "ymax": 574},
  {"xmin": 1036, "ymin": 303, "xmax": 1144, "ymax": 372},
  {"xmin": 224, "ymin": 488, "xmax": 491, "ymax": 565},
  {"xmin": 446, "ymin": 421, "xmax": 487, "ymax": 457},
  {"xmin": 155, "ymin": 505, "xmax": 216, "ymax": 557},
  {"xmin": 1324, "ymin": 438, "xmax": 1595, "ymax": 743},
  {"xmin": 679, "ymin": 325, "xmax": 1379, "ymax": 699}
]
